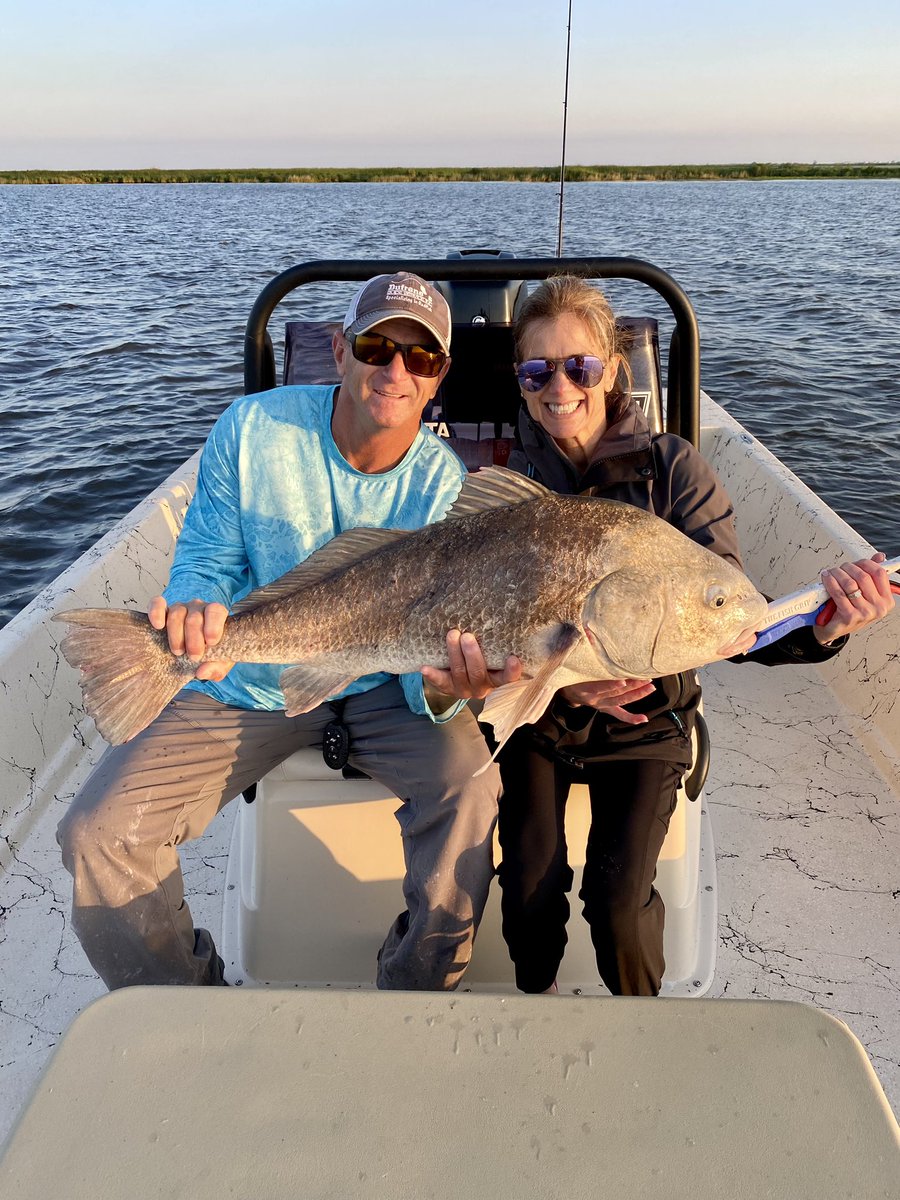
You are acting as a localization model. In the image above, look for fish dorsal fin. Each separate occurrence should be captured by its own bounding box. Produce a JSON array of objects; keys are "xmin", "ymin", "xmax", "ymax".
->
[
  {"xmin": 231, "ymin": 527, "xmax": 410, "ymax": 614},
  {"xmin": 444, "ymin": 465, "xmax": 549, "ymax": 520},
  {"xmin": 474, "ymin": 623, "xmax": 584, "ymax": 775}
]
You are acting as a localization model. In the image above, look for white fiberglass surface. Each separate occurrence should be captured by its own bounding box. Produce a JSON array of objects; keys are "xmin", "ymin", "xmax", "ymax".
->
[{"xmin": 0, "ymin": 401, "xmax": 897, "ymax": 1146}]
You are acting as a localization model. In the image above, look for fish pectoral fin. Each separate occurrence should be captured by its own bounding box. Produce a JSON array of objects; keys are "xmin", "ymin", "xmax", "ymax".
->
[
  {"xmin": 475, "ymin": 624, "xmax": 584, "ymax": 773},
  {"xmin": 478, "ymin": 677, "xmax": 558, "ymax": 748},
  {"xmin": 280, "ymin": 666, "xmax": 357, "ymax": 717}
]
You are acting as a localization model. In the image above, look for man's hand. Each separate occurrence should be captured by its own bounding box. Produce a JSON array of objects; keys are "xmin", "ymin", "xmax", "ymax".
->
[
  {"xmin": 147, "ymin": 596, "xmax": 235, "ymax": 682},
  {"xmin": 558, "ymin": 678, "xmax": 656, "ymax": 725},
  {"xmin": 421, "ymin": 629, "xmax": 522, "ymax": 702}
]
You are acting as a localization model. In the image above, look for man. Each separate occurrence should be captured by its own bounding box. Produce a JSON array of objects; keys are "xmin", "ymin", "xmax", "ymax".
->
[{"xmin": 58, "ymin": 271, "xmax": 519, "ymax": 991}]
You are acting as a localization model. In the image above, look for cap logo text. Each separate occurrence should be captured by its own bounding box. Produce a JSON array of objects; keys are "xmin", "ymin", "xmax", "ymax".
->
[{"xmin": 385, "ymin": 281, "xmax": 434, "ymax": 312}]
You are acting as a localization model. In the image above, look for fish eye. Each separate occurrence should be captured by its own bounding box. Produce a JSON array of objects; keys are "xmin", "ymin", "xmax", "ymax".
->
[{"xmin": 707, "ymin": 586, "xmax": 728, "ymax": 608}]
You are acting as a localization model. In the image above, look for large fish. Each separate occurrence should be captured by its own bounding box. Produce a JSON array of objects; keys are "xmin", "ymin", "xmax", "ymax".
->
[{"xmin": 55, "ymin": 468, "xmax": 767, "ymax": 757}]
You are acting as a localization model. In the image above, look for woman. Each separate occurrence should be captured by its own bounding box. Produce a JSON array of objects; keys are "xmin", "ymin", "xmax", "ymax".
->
[{"xmin": 496, "ymin": 274, "xmax": 895, "ymax": 997}]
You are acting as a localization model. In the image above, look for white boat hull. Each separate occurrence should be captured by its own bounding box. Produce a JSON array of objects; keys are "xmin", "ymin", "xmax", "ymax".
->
[{"xmin": 1, "ymin": 394, "xmax": 898, "ymax": 1145}]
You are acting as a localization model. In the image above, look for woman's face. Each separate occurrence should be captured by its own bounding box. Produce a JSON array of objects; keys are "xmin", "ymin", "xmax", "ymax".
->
[{"xmin": 517, "ymin": 313, "xmax": 620, "ymax": 464}]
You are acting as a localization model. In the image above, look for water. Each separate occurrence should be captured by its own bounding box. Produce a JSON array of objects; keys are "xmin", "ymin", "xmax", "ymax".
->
[{"xmin": 0, "ymin": 180, "xmax": 897, "ymax": 628}]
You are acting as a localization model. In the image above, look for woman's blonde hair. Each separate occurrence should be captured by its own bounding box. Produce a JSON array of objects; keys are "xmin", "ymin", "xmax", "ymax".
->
[{"xmin": 513, "ymin": 274, "xmax": 632, "ymax": 425}]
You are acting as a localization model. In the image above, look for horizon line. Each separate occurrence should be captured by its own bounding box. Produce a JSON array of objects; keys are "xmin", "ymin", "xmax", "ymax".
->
[{"xmin": 2, "ymin": 161, "xmax": 899, "ymax": 184}]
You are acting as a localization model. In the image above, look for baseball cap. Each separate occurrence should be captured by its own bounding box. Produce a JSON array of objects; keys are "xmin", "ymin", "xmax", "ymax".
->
[{"xmin": 342, "ymin": 271, "xmax": 452, "ymax": 354}]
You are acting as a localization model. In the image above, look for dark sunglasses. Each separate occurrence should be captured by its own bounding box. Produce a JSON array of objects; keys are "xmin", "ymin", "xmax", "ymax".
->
[
  {"xmin": 349, "ymin": 331, "xmax": 447, "ymax": 378},
  {"xmin": 516, "ymin": 355, "xmax": 605, "ymax": 393}
]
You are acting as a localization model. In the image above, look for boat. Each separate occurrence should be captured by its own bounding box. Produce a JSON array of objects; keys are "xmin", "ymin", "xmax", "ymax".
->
[{"xmin": 1, "ymin": 250, "xmax": 898, "ymax": 1195}]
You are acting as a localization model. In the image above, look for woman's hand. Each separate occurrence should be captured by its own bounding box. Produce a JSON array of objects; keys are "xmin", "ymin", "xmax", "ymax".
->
[
  {"xmin": 421, "ymin": 629, "xmax": 523, "ymax": 702},
  {"xmin": 815, "ymin": 553, "xmax": 896, "ymax": 644},
  {"xmin": 716, "ymin": 628, "xmax": 761, "ymax": 658},
  {"xmin": 558, "ymin": 678, "xmax": 656, "ymax": 725},
  {"xmin": 147, "ymin": 596, "xmax": 235, "ymax": 682}
]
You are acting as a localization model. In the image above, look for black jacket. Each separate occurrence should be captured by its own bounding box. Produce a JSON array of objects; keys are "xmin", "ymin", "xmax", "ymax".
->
[{"xmin": 507, "ymin": 404, "xmax": 846, "ymax": 767}]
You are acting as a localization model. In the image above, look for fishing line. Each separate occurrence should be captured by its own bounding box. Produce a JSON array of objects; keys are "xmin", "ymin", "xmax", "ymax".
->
[{"xmin": 556, "ymin": 0, "xmax": 573, "ymax": 257}]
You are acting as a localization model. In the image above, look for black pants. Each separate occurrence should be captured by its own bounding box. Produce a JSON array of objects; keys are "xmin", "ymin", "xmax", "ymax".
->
[{"xmin": 497, "ymin": 739, "xmax": 683, "ymax": 996}]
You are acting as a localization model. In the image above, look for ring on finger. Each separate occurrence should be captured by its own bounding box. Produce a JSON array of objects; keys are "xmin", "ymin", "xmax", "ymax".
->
[{"xmin": 845, "ymin": 588, "xmax": 863, "ymax": 600}]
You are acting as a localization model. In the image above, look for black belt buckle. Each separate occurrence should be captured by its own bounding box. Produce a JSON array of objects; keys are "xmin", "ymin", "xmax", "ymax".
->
[{"xmin": 322, "ymin": 720, "xmax": 351, "ymax": 771}]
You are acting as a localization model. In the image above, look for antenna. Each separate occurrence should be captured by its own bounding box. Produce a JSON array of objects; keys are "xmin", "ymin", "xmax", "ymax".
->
[{"xmin": 556, "ymin": 0, "xmax": 573, "ymax": 257}]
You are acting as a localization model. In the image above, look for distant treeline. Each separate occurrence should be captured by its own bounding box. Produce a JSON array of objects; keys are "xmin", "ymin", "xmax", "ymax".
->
[{"xmin": 2, "ymin": 163, "xmax": 899, "ymax": 185}]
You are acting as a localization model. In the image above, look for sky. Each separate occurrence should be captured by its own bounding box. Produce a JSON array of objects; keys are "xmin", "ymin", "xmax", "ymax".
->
[{"xmin": 2, "ymin": 0, "xmax": 898, "ymax": 169}]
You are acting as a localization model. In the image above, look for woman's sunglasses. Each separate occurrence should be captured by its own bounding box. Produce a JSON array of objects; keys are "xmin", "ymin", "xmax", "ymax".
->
[
  {"xmin": 516, "ymin": 355, "xmax": 605, "ymax": 393},
  {"xmin": 349, "ymin": 331, "xmax": 447, "ymax": 378}
]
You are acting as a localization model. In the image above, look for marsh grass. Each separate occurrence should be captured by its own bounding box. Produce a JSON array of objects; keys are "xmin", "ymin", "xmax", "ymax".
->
[{"xmin": 3, "ymin": 163, "xmax": 899, "ymax": 185}]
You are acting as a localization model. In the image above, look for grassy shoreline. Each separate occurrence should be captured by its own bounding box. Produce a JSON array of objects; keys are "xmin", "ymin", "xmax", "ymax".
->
[{"xmin": 2, "ymin": 163, "xmax": 898, "ymax": 185}]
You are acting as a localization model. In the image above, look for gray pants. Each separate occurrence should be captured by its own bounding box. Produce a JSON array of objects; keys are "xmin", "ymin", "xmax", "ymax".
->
[{"xmin": 57, "ymin": 682, "xmax": 499, "ymax": 991}]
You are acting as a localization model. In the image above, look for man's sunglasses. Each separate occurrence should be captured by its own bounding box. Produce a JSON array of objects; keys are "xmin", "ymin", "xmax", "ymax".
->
[
  {"xmin": 516, "ymin": 355, "xmax": 605, "ymax": 393},
  {"xmin": 349, "ymin": 332, "xmax": 447, "ymax": 378}
]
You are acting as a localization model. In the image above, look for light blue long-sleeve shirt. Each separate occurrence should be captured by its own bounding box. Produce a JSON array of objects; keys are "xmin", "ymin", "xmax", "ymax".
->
[{"xmin": 163, "ymin": 384, "xmax": 466, "ymax": 720}]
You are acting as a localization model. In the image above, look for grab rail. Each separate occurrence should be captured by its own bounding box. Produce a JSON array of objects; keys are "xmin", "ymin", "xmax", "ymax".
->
[{"xmin": 243, "ymin": 256, "xmax": 700, "ymax": 447}]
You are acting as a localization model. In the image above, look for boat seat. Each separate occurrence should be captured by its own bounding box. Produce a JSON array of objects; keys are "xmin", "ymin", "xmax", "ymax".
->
[
  {"xmin": 222, "ymin": 712, "xmax": 712, "ymax": 993},
  {"xmin": 282, "ymin": 308, "xmax": 664, "ymax": 472}
]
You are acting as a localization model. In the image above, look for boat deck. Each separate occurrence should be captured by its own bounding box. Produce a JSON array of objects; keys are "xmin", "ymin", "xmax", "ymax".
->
[
  {"xmin": 2, "ymin": 653, "xmax": 896, "ymax": 1147},
  {"xmin": 1, "ymin": 397, "xmax": 898, "ymax": 1143}
]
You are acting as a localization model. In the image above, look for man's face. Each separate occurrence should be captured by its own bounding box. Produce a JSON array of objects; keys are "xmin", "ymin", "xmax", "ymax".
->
[{"xmin": 332, "ymin": 317, "xmax": 450, "ymax": 436}]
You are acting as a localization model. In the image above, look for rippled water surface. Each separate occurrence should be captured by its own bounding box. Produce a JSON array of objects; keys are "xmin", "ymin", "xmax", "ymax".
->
[{"xmin": 0, "ymin": 180, "xmax": 897, "ymax": 626}]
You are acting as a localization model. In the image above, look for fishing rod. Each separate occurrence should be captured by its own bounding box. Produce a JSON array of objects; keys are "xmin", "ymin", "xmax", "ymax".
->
[{"xmin": 556, "ymin": 0, "xmax": 573, "ymax": 257}]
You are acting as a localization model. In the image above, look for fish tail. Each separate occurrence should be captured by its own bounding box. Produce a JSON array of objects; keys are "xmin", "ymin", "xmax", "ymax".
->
[{"xmin": 54, "ymin": 608, "xmax": 193, "ymax": 745}]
